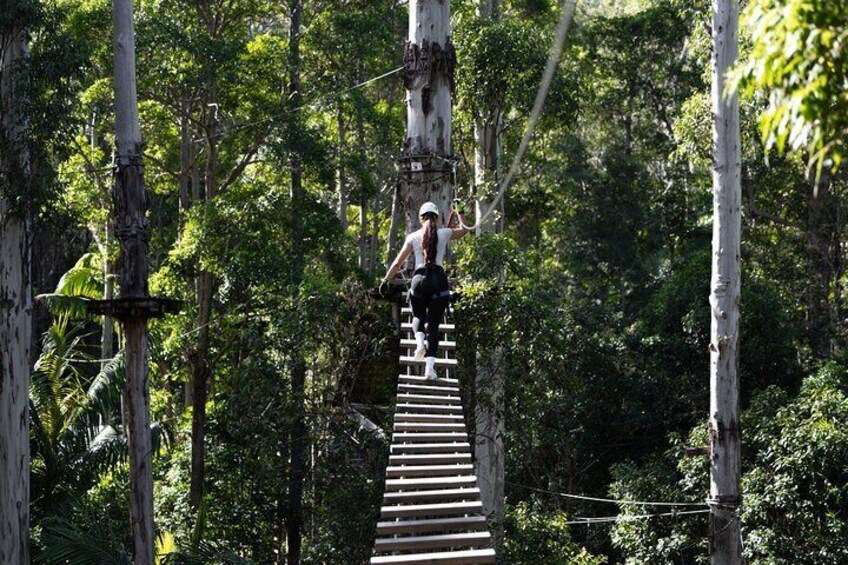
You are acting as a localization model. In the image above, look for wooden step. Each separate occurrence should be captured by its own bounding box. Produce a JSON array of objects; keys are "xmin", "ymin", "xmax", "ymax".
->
[
  {"xmin": 373, "ymin": 531, "xmax": 491, "ymax": 554},
  {"xmin": 381, "ymin": 501, "xmax": 483, "ymax": 519},
  {"xmin": 371, "ymin": 549, "xmax": 496, "ymax": 565},
  {"xmin": 394, "ymin": 422, "xmax": 466, "ymax": 433},
  {"xmin": 402, "ymin": 323, "xmax": 455, "ymax": 332},
  {"xmin": 386, "ymin": 464, "xmax": 475, "ymax": 478},
  {"xmin": 384, "ymin": 475, "xmax": 478, "ymax": 492},
  {"xmin": 394, "ymin": 413, "xmax": 464, "ymax": 424},
  {"xmin": 397, "ymin": 394, "xmax": 461, "ymax": 406},
  {"xmin": 400, "ymin": 356, "xmax": 458, "ymax": 368},
  {"xmin": 397, "ymin": 383, "xmax": 461, "ymax": 395},
  {"xmin": 383, "ymin": 487, "xmax": 480, "ymax": 504},
  {"xmin": 398, "ymin": 375, "xmax": 459, "ymax": 385},
  {"xmin": 396, "ymin": 403, "xmax": 463, "ymax": 414},
  {"xmin": 393, "ymin": 432, "xmax": 468, "ymax": 443},
  {"xmin": 401, "ymin": 339, "xmax": 457, "ymax": 350},
  {"xmin": 375, "ymin": 515, "xmax": 488, "ymax": 536},
  {"xmin": 389, "ymin": 452, "xmax": 471, "ymax": 465},
  {"xmin": 390, "ymin": 442, "xmax": 471, "ymax": 454}
]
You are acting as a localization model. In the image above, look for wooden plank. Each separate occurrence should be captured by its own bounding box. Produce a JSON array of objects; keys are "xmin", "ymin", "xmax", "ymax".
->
[
  {"xmin": 383, "ymin": 487, "xmax": 480, "ymax": 504},
  {"xmin": 394, "ymin": 422, "xmax": 466, "ymax": 433},
  {"xmin": 384, "ymin": 475, "xmax": 477, "ymax": 491},
  {"xmin": 395, "ymin": 403, "xmax": 463, "ymax": 414},
  {"xmin": 401, "ymin": 339, "xmax": 457, "ymax": 350},
  {"xmin": 393, "ymin": 432, "xmax": 468, "ymax": 443},
  {"xmin": 373, "ymin": 532, "xmax": 491, "ymax": 553},
  {"xmin": 386, "ymin": 463, "xmax": 474, "ymax": 478},
  {"xmin": 375, "ymin": 515, "xmax": 487, "ymax": 536},
  {"xmin": 401, "ymin": 323, "xmax": 456, "ymax": 332},
  {"xmin": 398, "ymin": 375, "xmax": 459, "ymax": 385},
  {"xmin": 398, "ymin": 383, "xmax": 461, "ymax": 395},
  {"xmin": 389, "ymin": 452, "xmax": 471, "ymax": 464},
  {"xmin": 394, "ymin": 413, "xmax": 464, "ymax": 423},
  {"xmin": 381, "ymin": 501, "xmax": 483, "ymax": 519},
  {"xmin": 371, "ymin": 549, "xmax": 496, "ymax": 565},
  {"xmin": 400, "ymin": 356, "xmax": 458, "ymax": 368},
  {"xmin": 396, "ymin": 394, "xmax": 460, "ymax": 405},
  {"xmin": 390, "ymin": 442, "xmax": 471, "ymax": 454},
  {"xmin": 397, "ymin": 392, "xmax": 462, "ymax": 406}
]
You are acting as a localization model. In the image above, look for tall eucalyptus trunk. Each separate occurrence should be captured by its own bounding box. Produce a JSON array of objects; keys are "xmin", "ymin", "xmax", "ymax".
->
[
  {"xmin": 287, "ymin": 1, "xmax": 307, "ymax": 563},
  {"xmin": 337, "ymin": 106, "xmax": 348, "ymax": 231},
  {"xmin": 472, "ymin": 0, "xmax": 505, "ymax": 549},
  {"xmin": 709, "ymin": 1, "xmax": 742, "ymax": 563},
  {"xmin": 356, "ymin": 97, "xmax": 370, "ymax": 271},
  {"xmin": 189, "ymin": 13, "xmax": 220, "ymax": 509},
  {"xmin": 0, "ymin": 22, "xmax": 32, "ymax": 565},
  {"xmin": 112, "ymin": 0, "xmax": 155, "ymax": 559},
  {"xmin": 402, "ymin": 0, "xmax": 455, "ymax": 233}
]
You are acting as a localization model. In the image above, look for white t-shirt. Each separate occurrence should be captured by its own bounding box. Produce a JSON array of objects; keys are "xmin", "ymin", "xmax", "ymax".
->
[{"xmin": 404, "ymin": 227, "xmax": 453, "ymax": 270}]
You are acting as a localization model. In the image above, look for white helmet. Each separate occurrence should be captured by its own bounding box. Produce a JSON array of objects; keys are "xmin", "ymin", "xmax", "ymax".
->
[{"xmin": 419, "ymin": 202, "xmax": 440, "ymax": 217}]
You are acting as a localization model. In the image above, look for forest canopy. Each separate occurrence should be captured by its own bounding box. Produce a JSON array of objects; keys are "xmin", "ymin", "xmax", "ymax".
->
[{"xmin": 2, "ymin": 0, "xmax": 848, "ymax": 563}]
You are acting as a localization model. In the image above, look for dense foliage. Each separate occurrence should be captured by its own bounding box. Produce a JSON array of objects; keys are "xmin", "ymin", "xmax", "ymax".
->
[{"xmin": 15, "ymin": 0, "xmax": 848, "ymax": 562}]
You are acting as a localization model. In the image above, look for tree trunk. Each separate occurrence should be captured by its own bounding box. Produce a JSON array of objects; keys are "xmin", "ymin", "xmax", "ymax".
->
[
  {"xmin": 357, "ymin": 100, "xmax": 369, "ymax": 271},
  {"xmin": 369, "ymin": 192, "xmax": 379, "ymax": 276},
  {"xmin": 190, "ymin": 87, "xmax": 218, "ymax": 509},
  {"xmin": 387, "ymin": 180, "xmax": 402, "ymax": 261},
  {"xmin": 806, "ymin": 170, "xmax": 834, "ymax": 358},
  {"xmin": 337, "ymin": 106, "xmax": 348, "ymax": 231},
  {"xmin": 0, "ymin": 24, "xmax": 32, "ymax": 564},
  {"xmin": 287, "ymin": 2, "xmax": 306, "ymax": 563},
  {"xmin": 178, "ymin": 96, "xmax": 192, "ymax": 216},
  {"xmin": 111, "ymin": 0, "xmax": 155, "ymax": 559},
  {"xmin": 708, "ymin": 1, "xmax": 742, "ymax": 563},
  {"xmin": 402, "ymin": 0, "xmax": 455, "ymax": 234},
  {"xmin": 472, "ymin": 0, "xmax": 505, "ymax": 549}
]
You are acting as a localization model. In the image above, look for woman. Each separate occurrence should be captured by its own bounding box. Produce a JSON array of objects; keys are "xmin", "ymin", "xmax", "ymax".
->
[{"xmin": 383, "ymin": 202, "xmax": 469, "ymax": 379}]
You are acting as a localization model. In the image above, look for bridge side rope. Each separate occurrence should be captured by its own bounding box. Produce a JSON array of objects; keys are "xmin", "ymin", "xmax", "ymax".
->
[{"xmin": 457, "ymin": 0, "xmax": 578, "ymax": 232}]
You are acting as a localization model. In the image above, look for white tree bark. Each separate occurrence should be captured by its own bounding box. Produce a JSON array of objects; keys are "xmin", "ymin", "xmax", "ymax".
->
[
  {"xmin": 709, "ymin": 1, "xmax": 742, "ymax": 563},
  {"xmin": 473, "ymin": 0, "xmax": 505, "ymax": 548},
  {"xmin": 0, "ymin": 26, "xmax": 32, "ymax": 565},
  {"xmin": 112, "ymin": 0, "xmax": 155, "ymax": 561},
  {"xmin": 403, "ymin": 0, "xmax": 455, "ymax": 233}
]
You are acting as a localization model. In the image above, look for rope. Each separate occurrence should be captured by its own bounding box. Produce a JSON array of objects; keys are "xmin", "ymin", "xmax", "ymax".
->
[
  {"xmin": 458, "ymin": 0, "xmax": 578, "ymax": 231},
  {"xmin": 506, "ymin": 481, "xmax": 707, "ymax": 508}
]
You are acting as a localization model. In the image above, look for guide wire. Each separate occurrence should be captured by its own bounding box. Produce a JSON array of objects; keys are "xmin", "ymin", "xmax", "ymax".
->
[{"xmin": 505, "ymin": 480, "xmax": 707, "ymax": 508}]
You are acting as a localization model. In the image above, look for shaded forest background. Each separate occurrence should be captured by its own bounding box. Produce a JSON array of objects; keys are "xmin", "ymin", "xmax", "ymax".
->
[{"xmin": 9, "ymin": 0, "xmax": 848, "ymax": 562}]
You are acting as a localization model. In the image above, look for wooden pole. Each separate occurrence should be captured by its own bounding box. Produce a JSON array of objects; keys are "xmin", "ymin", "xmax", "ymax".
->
[
  {"xmin": 709, "ymin": 0, "xmax": 742, "ymax": 563},
  {"xmin": 111, "ymin": 0, "xmax": 155, "ymax": 560},
  {"xmin": 402, "ymin": 0, "xmax": 455, "ymax": 235},
  {"xmin": 0, "ymin": 23, "xmax": 32, "ymax": 565}
]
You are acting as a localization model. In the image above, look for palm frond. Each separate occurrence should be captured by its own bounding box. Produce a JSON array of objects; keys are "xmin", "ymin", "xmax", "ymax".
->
[
  {"xmin": 161, "ymin": 540, "xmax": 255, "ymax": 565},
  {"xmin": 55, "ymin": 252, "xmax": 104, "ymax": 299},
  {"xmin": 35, "ymin": 293, "xmax": 94, "ymax": 320},
  {"xmin": 37, "ymin": 517, "xmax": 133, "ymax": 565}
]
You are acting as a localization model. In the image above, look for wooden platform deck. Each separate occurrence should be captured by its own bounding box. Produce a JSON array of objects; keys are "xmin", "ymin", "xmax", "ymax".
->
[{"xmin": 371, "ymin": 304, "xmax": 496, "ymax": 565}]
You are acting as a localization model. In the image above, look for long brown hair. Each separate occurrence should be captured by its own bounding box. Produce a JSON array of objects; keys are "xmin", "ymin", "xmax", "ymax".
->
[{"xmin": 421, "ymin": 213, "xmax": 438, "ymax": 266}]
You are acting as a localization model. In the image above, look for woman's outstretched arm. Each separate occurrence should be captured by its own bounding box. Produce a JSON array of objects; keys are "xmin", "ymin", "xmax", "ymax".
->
[
  {"xmin": 450, "ymin": 226, "xmax": 470, "ymax": 240},
  {"xmin": 383, "ymin": 241, "xmax": 413, "ymax": 281}
]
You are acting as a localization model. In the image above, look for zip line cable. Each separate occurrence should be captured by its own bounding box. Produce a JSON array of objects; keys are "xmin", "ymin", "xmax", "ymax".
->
[
  {"xmin": 198, "ymin": 66, "xmax": 404, "ymax": 143},
  {"xmin": 564, "ymin": 509, "xmax": 711, "ymax": 526},
  {"xmin": 505, "ymin": 481, "xmax": 707, "ymax": 508},
  {"xmin": 457, "ymin": 0, "xmax": 577, "ymax": 231}
]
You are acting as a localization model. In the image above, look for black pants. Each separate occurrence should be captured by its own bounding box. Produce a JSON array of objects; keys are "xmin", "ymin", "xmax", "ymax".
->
[{"xmin": 409, "ymin": 266, "xmax": 450, "ymax": 357}]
